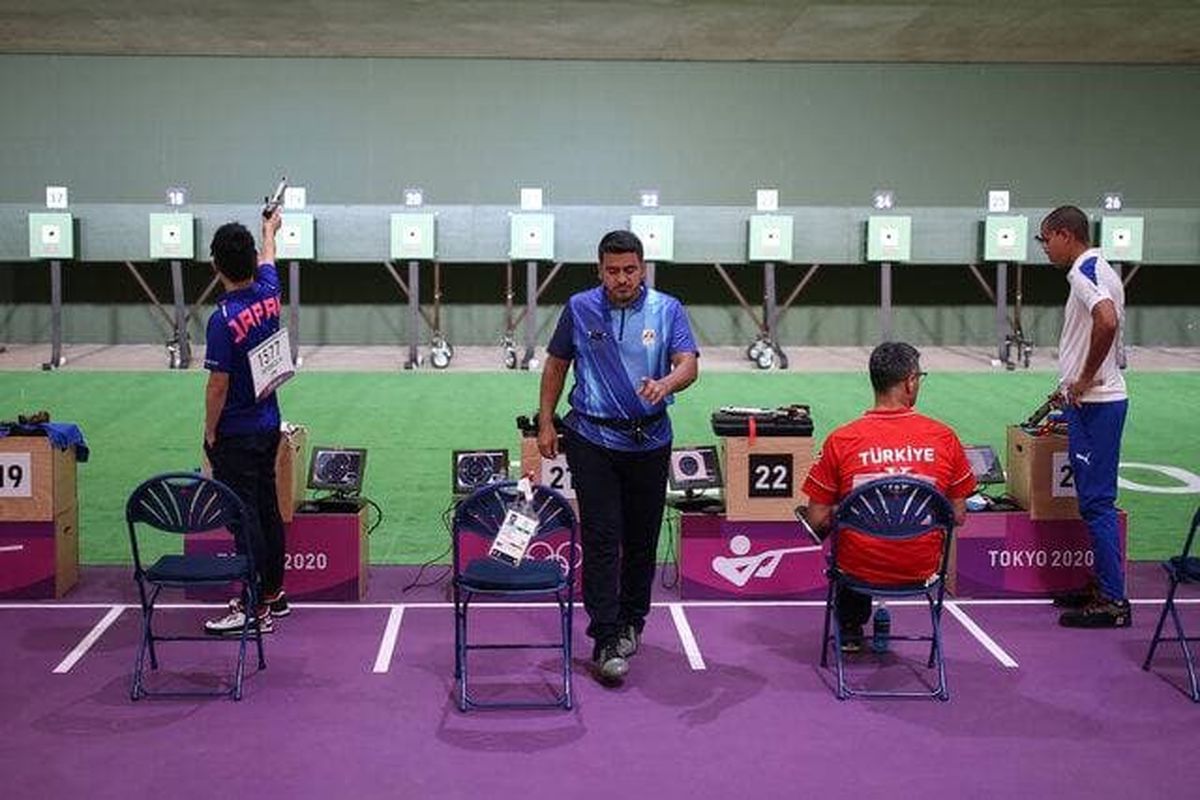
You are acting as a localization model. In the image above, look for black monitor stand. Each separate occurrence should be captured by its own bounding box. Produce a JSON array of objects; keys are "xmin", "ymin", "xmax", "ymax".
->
[
  {"xmin": 299, "ymin": 493, "xmax": 365, "ymax": 514},
  {"xmin": 669, "ymin": 489, "xmax": 724, "ymax": 514}
]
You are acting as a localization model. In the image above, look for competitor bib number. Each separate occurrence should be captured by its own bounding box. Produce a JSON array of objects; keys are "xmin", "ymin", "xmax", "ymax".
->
[
  {"xmin": 489, "ymin": 508, "xmax": 539, "ymax": 568},
  {"xmin": 0, "ymin": 453, "xmax": 32, "ymax": 498},
  {"xmin": 248, "ymin": 328, "xmax": 295, "ymax": 401}
]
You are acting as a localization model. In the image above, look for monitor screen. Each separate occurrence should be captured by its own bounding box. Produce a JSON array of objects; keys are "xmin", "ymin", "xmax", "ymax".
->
[
  {"xmin": 452, "ymin": 449, "xmax": 509, "ymax": 495},
  {"xmin": 669, "ymin": 445, "xmax": 723, "ymax": 492},
  {"xmin": 964, "ymin": 444, "xmax": 1005, "ymax": 485},
  {"xmin": 307, "ymin": 447, "xmax": 368, "ymax": 494}
]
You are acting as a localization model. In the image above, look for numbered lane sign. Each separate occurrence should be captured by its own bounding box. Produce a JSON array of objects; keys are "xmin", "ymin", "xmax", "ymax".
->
[
  {"xmin": 248, "ymin": 328, "xmax": 295, "ymax": 401},
  {"xmin": 0, "ymin": 453, "xmax": 33, "ymax": 497},
  {"xmin": 748, "ymin": 453, "xmax": 793, "ymax": 498},
  {"xmin": 540, "ymin": 453, "xmax": 576, "ymax": 499},
  {"xmin": 1051, "ymin": 451, "xmax": 1077, "ymax": 498}
]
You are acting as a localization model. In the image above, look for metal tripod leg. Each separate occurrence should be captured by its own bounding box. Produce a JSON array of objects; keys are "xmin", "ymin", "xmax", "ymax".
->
[
  {"xmin": 289, "ymin": 261, "xmax": 301, "ymax": 366},
  {"xmin": 404, "ymin": 260, "xmax": 421, "ymax": 369},
  {"xmin": 522, "ymin": 260, "xmax": 537, "ymax": 369},
  {"xmin": 995, "ymin": 261, "xmax": 1008, "ymax": 364},
  {"xmin": 169, "ymin": 260, "xmax": 191, "ymax": 369},
  {"xmin": 879, "ymin": 261, "xmax": 893, "ymax": 342},
  {"xmin": 45, "ymin": 259, "xmax": 65, "ymax": 369},
  {"xmin": 763, "ymin": 261, "xmax": 788, "ymax": 369}
]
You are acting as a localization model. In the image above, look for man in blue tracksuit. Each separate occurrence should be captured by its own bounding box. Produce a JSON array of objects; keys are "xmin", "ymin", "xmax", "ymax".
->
[
  {"xmin": 1038, "ymin": 205, "xmax": 1130, "ymax": 628},
  {"xmin": 538, "ymin": 230, "xmax": 699, "ymax": 683}
]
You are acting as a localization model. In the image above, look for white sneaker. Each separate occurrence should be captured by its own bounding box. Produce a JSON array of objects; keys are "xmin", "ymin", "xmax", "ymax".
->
[{"xmin": 205, "ymin": 607, "xmax": 273, "ymax": 636}]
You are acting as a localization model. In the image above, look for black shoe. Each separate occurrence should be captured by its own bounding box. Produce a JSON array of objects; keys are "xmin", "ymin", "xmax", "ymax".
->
[
  {"xmin": 1059, "ymin": 598, "xmax": 1132, "ymax": 628},
  {"xmin": 1052, "ymin": 581, "xmax": 1099, "ymax": 609},
  {"xmin": 839, "ymin": 625, "xmax": 864, "ymax": 654},
  {"xmin": 264, "ymin": 591, "xmax": 290, "ymax": 618},
  {"xmin": 615, "ymin": 623, "xmax": 640, "ymax": 658},
  {"xmin": 592, "ymin": 641, "xmax": 629, "ymax": 684}
]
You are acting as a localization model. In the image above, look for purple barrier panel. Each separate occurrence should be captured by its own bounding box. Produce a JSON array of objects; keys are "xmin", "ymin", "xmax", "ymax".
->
[
  {"xmin": 679, "ymin": 513, "xmax": 827, "ymax": 600},
  {"xmin": 458, "ymin": 529, "xmax": 583, "ymax": 593},
  {"xmin": 953, "ymin": 510, "xmax": 1127, "ymax": 598},
  {"xmin": 0, "ymin": 521, "xmax": 56, "ymax": 599},
  {"xmin": 184, "ymin": 509, "xmax": 368, "ymax": 601},
  {"xmin": 285, "ymin": 511, "xmax": 367, "ymax": 601}
]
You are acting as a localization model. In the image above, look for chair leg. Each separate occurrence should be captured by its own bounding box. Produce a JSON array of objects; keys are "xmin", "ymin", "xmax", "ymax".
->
[
  {"xmin": 926, "ymin": 593, "xmax": 939, "ymax": 669},
  {"xmin": 828, "ymin": 585, "xmax": 849, "ymax": 700},
  {"xmin": 457, "ymin": 592, "xmax": 471, "ymax": 712},
  {"xmin": 820, "ymin": 580, "xmax": 835, "ymax": 668},
  {"xmin": 559, "ymin": 592, "xmax": 573, "ymax": 710},
  {"xmin": 1167, "ymin": 598, "xmax": 1200, "ymax": 702},
  {"xmin": 145, "ymin": 585, "xmax": 162, "ymax": 669},
  {"xmin": 232, "ymin": 611, "xmax": 252, "ymax": 702},
  {"xmin": 1143, "ymin": 578, "xmax": 1178, "ymax": 670},
  {"xmin": 131, "ymin": 607, "xmax": 151, "ymax": 701},
  {"xmin": 929, "ymin": 595, "xmax": 949, "ymax": 701}
]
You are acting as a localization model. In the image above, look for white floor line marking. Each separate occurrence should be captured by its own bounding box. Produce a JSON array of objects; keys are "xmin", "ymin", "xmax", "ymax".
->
[
  {"xmin": 53, "ymin": 605, "xmax": 126, "ymax": 674},
  {"xmin": 669, "ymin": 603, "xmax": 706, "ymax": 671},
  {"xmin": 2, "ymin": 597, "xmax": 1197, "ymax": 613},
  {"xmin": 946, "ymin": 601, "xmax": 1019, "ymax": 669},
  {"xmin": 372, "ymin": 605, "xmax": 405, "ymax": 674}
]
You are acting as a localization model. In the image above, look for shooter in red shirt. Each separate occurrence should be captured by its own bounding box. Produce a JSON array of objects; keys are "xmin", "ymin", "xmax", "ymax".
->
[{"xmin": 803, "ymin": 342, "xmax": 975, "ymax": 651}]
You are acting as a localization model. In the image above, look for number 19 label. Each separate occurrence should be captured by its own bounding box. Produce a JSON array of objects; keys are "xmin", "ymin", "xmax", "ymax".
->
[
  {"xmin": 0, "ymin": 453, "xmax": 32, "ymax": 497},
  {"xmin": 748, "ymin": 453, "xmax": 793, "ymax": 498}
]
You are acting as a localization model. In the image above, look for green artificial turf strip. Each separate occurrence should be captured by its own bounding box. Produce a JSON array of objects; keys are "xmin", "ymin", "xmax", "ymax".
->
[{"xmin": 2, "ymin": 369, "xmax": 1196, "ymax": 563}]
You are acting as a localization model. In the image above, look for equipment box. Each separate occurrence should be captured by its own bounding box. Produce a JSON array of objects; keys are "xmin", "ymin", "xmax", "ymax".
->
[
  {"xmin": 721, "ymin": 436, "xmax": 815, "ymax": 522},
  {"xmin": 1006, "ymin": 425, "xmax": 1080, "ymax": 521},
  {"xmin": 0, "ymin": 436, "xmax": 77, "ymax": 522},
  {"xmin": 276, "ymin": 424, "xmax": 307, "ymax": 523},
  {"xmin": 0, "ymin": 435, "xmax": 79, "ymax": 598},
  {"xmin": 0, "ymin": 505, "xmax": 79, "ymax": 598}
]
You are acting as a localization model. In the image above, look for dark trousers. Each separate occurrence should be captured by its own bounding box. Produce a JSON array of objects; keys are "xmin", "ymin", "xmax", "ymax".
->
[
  {"xmin": 564, "ymin": 430, "xmax": 671, "ymax": 645},
  {"xmin": 206, "ymin": 429, "xmax": 285, "ymax": 598},
  {"xmin": 838, "ymin": 586, "xmax": 873, "ymax": 630}
]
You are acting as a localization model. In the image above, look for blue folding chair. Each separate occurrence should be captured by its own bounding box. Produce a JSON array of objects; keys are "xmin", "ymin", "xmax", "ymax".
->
[
  {"xmin": 1142, "ymin": 507, "xmax": 1200, "ymax": 702},
  {"xmin": 452, "ymin": 480, "xmax": 577, "ymax": 711},
  {"xmin": 820, "ymin": 476, "xmax": 957, "ymax": 700},
  {"xmin": 127, "ymin": 472, "xmax": 265, "ymax": 701}
]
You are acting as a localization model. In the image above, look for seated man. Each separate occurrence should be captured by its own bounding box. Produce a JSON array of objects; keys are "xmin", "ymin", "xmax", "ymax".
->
[{"xmin": 802, "ymin": 342, "xmax": 975, "ymax": 651}]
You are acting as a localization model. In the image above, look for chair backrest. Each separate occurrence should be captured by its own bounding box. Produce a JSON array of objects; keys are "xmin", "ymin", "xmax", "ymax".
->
[
  {"xmin": 1175, "ymin": 506, "xmax": 1200, "ymax": 561},
  {"xmin": 126, "ymin": 472, "xmax": 249, "ymax": 572},
  {"xmin": 452, "ymin": 480, "xmax": 578, "ymax": 579},
  {"xmin": 830, "ymin": 476, "xmax": 956, "ymax": 578}
]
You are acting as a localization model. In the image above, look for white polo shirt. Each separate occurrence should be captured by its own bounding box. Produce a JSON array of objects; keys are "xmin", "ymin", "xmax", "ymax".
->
[{"xmin": 1058, "ymin": 247, "xmax": 1127, "ymax": 402}]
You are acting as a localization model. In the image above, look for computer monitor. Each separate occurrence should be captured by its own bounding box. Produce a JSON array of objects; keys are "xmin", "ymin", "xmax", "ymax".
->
[
  {"xmin": 452, "ymin": 449, "xmax": 509, "ymax": 495},
  {"xmin": 307, "ymin": 447, "xmax": 368, "ymax": 494},
  {"xmin": 964, "ymin": 444, "xmax": 1005, "ymax": 485},
  {"xmin": 668, "ymin": 445, "xmax": 723, "ymax": 493}
]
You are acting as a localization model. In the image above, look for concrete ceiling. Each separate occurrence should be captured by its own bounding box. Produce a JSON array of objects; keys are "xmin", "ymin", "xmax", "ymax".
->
[{"xmin": 1, "ymin": 0, "xmax": 1199, "ymax": 63}]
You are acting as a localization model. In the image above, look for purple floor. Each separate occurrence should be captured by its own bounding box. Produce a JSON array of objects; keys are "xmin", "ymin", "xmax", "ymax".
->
[{"xmin": 2, "ymin": 566, "xmax": 1199, "ymax": 800}]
